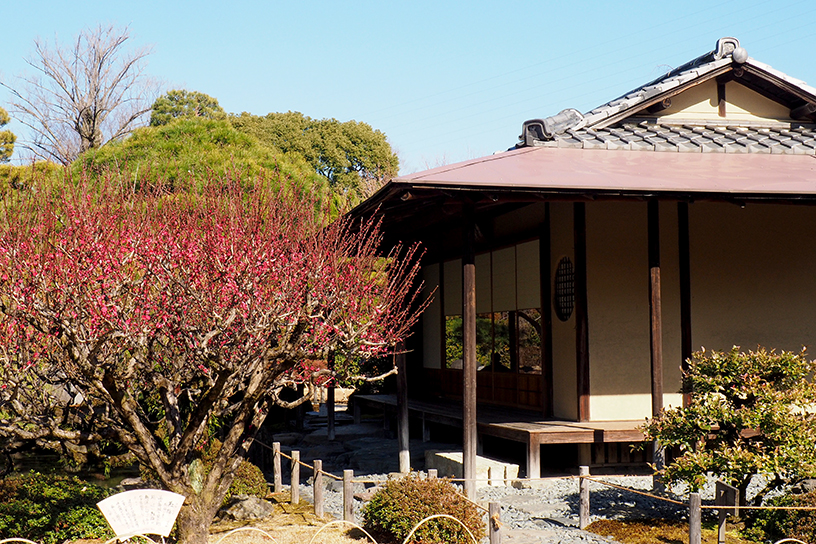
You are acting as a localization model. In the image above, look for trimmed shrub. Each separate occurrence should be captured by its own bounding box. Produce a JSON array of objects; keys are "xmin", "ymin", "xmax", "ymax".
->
[
  {"xmin": 363, "ymin": 476, "xmax": 485, "ymax": 544},
  {"xmin": 745, "ymin": 489, "xmax": 816, "ymax": 543},
  {"xmin": 0, "ymin": 472, "xmax": 114, "ymax": 543}
]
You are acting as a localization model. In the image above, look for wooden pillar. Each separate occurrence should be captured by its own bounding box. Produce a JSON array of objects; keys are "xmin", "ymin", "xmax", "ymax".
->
[
  {"xmin": 462, "ymin": 202, "xmax": 478, "ymax": 499},
  {"xmin": 396, "ymin": 342, "xmax": 410, "ymax": 473},
  {"xmin": 689, "ymin": 492, "xmax": 702, "ymax": 544},
  {"xmin": 295, "ymin": 383, "xmax": 305, "ymax": 431},
  {"xmin": 678, "ymin": 202, "xmax": 692, "ymax": 407},
  {"xmin": 579, "ymin": 465, "xmax": 590, "ymax": 529},
  {"xmin": 314, "ymin": 459, "xmax": 324, "ymax": 518},
  {"xmin": 648, "ymin": 200, "xmax": 665, "ymax": 474},
  {"xmin": 327, "ymin": 384, "xmax": 336, "ymax": 440},
  {"xmin": 526, "ymin": 438, "xmax": 540, "ymax": 480},
  {"xmin": 574, "ymin": 203, "xmax": 590, "ymax": 422},
  {"xmin": 539, "ymin": 204, "xmax": 554, "ymax": 418}
]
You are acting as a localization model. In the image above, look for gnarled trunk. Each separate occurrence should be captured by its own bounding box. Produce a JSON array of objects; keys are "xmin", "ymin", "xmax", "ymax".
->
[{"xmin": 175, "ymin": 493, "xmax": 221, "ymax": 544}]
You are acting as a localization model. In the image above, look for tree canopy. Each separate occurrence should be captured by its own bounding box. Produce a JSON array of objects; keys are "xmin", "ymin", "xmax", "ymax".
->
[
  {"xmin": 73, "ymin": 117, "xmax": 327, "ymax": 197},
  {"xmin": 0, "ymin": 108, "xmax": 14, "ymax": 163},
  {"xmin": 230, "ymin": 111, "xmax": 399, "ymax": 203},
  {"xmin": 643, "ymin": 347, "xmax": 816, "ymax": 505},
  {"xmin": 0, "ymin": 176, "xmax": 426, "ymax": 544},
  {"xmin": 150, "ymin": 89, "xmax": 226, "ymax": 126},
  {"xmin": 1, "ymin": 24, "xmax": 155, "ymax": 164}
]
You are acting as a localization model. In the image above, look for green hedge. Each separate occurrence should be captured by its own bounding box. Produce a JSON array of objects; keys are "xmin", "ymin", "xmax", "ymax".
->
[{"xmin": 0, "ymin": 472, "xmax": 114, "ymax": 543}]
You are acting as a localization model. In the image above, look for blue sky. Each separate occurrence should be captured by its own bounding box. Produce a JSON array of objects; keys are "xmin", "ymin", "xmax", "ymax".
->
[{"xmin": 3, "ymin": 1, "xmax": 816, "ymax": 173}]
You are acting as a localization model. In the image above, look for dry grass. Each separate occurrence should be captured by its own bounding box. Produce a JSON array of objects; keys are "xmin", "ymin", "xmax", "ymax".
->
[{"xmin": 586, "ymin": 519, "xmax": 758, "ymax": 544}]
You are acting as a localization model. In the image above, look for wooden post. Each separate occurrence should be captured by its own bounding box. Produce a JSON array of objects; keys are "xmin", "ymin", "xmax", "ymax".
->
[
  {"xmin": 574, "ymin": 203, "xmax": 590, "ymax": 422},
  {"xmin": 327, "ymin": 385, "xmax": 336, "ymax": 440},
  {"xmin": 678, "ymin": 202, "xmax": 692, "ymax": 407},
  {"xmin": 716, "ymin": 481, "xmax": 738, "ymax": 544},
  {"xmin": 539, "ymin": 205, "xmax": 554, "ymax": 418},
  {"xmin": 273, "ymin": 442, "xmax": 282, "ymax": 493},
  {"xmin": 428, "ymin": 468, "xmax": 437, "ymax": 479},
  {"xmin": 489, "ymin": 502, "xmax": 502, "ymax": 544},
  {"xmin": 290, "ymin": 450, "xmax": 300, "ymax": 505},
  {"xmin": 648, "ymin": 200, "xmax": 666, "ymax": 483},
  {"xmin": 295, "ymin": 384, "xmax": 305, "ymax": 431},
  {"xmin": 689, "ymin": 492, "xmax": 702, "ymax": 544},
  {"xmin": 396, "ymin": 342, "xmax": 410, "ymax": 473},
  {"xmin": 314, "ymin": 459, "xmax": 324, "ymax": 518},
  {"xmin": 579, "ymin": 465, "xmax": 590, "ymax": 530},
  {"xmin": 462, "ymin": 202, "xmax": 478, "ymax": 499},
  {"xmin": 343, "ymin": 469, "xmax": 354, "ymax": 522},
  {"xmin": 527, "ymin": 439, "xmax": 540, "ymax": 480}
]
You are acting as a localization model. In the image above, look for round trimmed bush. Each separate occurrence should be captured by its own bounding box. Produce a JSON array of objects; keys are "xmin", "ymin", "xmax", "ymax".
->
[{"xmin": 363, "ymin": 475, "xmax": 485, "ymax": 544}]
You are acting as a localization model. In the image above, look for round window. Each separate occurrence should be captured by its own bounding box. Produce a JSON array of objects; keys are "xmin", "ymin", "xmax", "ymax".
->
[{"xmin": 554, "ymin": 257, "xmax": 575, "ymax": 322}]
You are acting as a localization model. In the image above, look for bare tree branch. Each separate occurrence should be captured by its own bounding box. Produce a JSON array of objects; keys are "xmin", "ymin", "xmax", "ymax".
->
[{"xmin": 0, "ymin": 24, "xmax": 158, "ymax": 164}]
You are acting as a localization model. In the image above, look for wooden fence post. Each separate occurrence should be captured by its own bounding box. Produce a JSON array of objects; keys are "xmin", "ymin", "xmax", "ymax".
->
[
  {"xmin": 489, "ymin": 502, "xmax": 501, "ymax": 544},
  {"xmin": 314, "ymin": 459, "xmax": 324, "ymax": 518},
  {"xmin": 689, "ymin": 492, "xmax": 701, "ymax": 544},
  {"xmin": 343, "ymin": 469, "xmax": 354, "ymax": 522},
  {"xmin": 291, "ymin": 451, "xmax": 300, "ymax": 505},
  {"xmin": 579, "ymin": 465, "xmax": 590, "ymax": 530},
  {"xmin": 273, "ymin": 442, "xmax": 282, "ymax": 493}
]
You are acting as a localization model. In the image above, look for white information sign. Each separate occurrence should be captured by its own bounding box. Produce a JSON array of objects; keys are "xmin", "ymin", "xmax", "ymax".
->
[{"xmin": 97, "ymin": 489, "xmax": 186, "ymax": 538}]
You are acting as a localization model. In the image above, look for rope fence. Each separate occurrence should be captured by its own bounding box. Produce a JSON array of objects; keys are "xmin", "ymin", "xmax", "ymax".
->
[{"xmin": 258, "ymin": 439, "xmax": 816, "ymax": 544}]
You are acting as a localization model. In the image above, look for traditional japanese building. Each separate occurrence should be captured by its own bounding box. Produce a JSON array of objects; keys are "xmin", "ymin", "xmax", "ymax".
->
[{"xmin": 350, "ymin": 37, "xmax": 816, "ymax": 480}]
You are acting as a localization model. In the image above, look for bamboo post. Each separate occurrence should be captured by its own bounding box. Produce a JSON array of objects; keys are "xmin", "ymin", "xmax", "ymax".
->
[
  {"xmin": 314, "ymin": 459, "xmax": 324, "ymax": 518},
  {"xmin": 689, "ymin": 492, "xmax": 702, "ymax": 544},
  {"xmin": 428, "ymin": 469, "xmax": 437, "ymax": 479},
  {"xmin": 343, "ymin": 469, "xmax": 354, "ymax": 522},
  {"xmin": 579, "ymin": 465, "xmax": 590, "ymax": 529},
  {"xmin": 291, "ymin": 451, "xmax": 300, "ymax": 505},
  {"xmin": 273, "ymin": 442, "xmax": 282, "ymax": 493},
  {"xmin": 489, "ymin": 502, "xmax": 501, "ymax": 544}
]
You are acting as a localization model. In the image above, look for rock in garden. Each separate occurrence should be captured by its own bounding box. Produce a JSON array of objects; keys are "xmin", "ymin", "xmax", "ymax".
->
[{"xmin": 223, "ymin": 496, "xmax": 275, "ymax": 520}]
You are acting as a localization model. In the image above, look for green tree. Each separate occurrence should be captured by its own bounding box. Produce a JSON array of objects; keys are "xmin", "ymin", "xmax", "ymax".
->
[
  {"xmin": 0, "ymin": 108, "xmax": 15, "ymax": 163},
  {"xmin": 643, "ymin": 347, "xmax": 816, "ymax": 505},
  {"xmin": 150, "ymin": 89, "xmax": 226, "ymax": 126},
  {"xmin": 73, "ymin": 117, "xmax": 326, "ymax": 196},
  {"xmin": 230, "ymin": 111, "xmax": 398, "ymax": 204}
]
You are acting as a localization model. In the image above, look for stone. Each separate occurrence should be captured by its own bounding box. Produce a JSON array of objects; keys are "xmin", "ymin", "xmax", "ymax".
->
[
  {"xmin": 222, "ymin": 496, "xmax": 275, "ymax": 521},
  {"xmin": 354, "ymin": 486, "xmax": 382, "ymax": 501},
  {"xmin": 119, "ymin": 477, "xmax": 144, "ymax": 489},
  {"xmin": 425, "ymin": 450, "xmax": 520, "ymax": 488}
]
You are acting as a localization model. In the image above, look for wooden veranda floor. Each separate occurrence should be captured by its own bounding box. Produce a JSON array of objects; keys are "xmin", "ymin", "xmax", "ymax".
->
[{"xmin": 353, "ymin": 394, "xmax": 646, "ymax": 476}]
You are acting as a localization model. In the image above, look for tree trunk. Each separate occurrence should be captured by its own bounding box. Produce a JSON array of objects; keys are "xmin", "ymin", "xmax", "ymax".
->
[{"xmin": 175, "ymin": 496, "xmax": 219, "ymax": 544}]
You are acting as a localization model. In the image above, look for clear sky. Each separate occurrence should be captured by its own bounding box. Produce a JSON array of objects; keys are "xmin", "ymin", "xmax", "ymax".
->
[{"xmin": 3, "ymin": 0, "xmax": 816, "ymax": 174}]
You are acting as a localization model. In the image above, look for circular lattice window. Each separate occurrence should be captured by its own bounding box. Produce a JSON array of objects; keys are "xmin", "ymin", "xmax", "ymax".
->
[{"xmin": 554, "ymin": 257, "xmax": 575, "ymax": 322}]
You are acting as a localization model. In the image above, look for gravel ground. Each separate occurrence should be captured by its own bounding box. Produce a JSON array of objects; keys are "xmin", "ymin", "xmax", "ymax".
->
[{"xmin": 293, "ymin": 472, "xmax": 773, "ymax": 544}]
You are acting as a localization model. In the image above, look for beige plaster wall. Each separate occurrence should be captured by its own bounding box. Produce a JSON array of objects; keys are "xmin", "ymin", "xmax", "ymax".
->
[
  {"xmin": 549, "ymin": 202, "xmax": 578, "ymax": 420},
  {"xmin": 689, "ymin": 202, "xmax": 816, "ymax": 353},
  {"xmin": 422, "ymin": 264, "xmax": 442, "ymax": 369},
  {"xmin": 586, "ymin": 202, "xmax": 651, "ymax": 420},
  {"xmin": 585, "ymin": 202, "xmax": 684, "ymax": 421},
  {"xmin": 656, "ymin": 79, "xmax": 792, "ymax": 123}
]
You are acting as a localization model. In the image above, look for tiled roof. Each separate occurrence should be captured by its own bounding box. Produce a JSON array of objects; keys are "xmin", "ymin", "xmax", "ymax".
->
[
  {"xmin": 519, "ymin": 37, "xmax": 816, "ymax": 152},
  {"xmin": 535, "ymin": 120, "xmax": 816, "ymax": 155}
]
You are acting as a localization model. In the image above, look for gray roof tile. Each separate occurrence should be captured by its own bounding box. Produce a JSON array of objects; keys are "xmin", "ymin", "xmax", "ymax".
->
[{"xmin": 540, "ymin": 120, "xmax": 816, "ymax": 154}]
